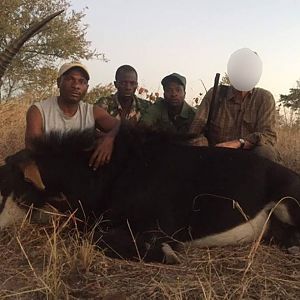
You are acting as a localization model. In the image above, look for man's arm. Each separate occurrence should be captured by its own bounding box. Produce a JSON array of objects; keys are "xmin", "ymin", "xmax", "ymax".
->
[
  {"xmin": 215, "ymin": 139, "xmax": 254, "ymax": 149},
  {"xmin": 215, "ymin": 90, "xmax": 277, "ymax": 149},
  {"xmin": 25, "ymin": 105, "xmax": 43, "ymax": 149},
  {"xmin": 89, "ymin": 105, "xmax": 120, "ymax": 170},
  {"xmin": 93, "ymin": 105, "xmax": 120, "ymax": 136},
  {"xmin": 246, "ymin": 90, "xmax": 277, "ymax": 146},
  {"xmin": 188, "ymin": 89, "xmax": 212, "ymax": 146}
]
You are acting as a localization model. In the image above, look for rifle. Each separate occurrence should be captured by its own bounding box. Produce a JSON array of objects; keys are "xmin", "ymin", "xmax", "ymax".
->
[{"xmin": 205, "ymin": 73, "xmax": 220, "ymax": 144}]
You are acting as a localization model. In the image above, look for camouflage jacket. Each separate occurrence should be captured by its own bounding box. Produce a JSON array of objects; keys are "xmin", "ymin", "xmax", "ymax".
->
[
  {"xmin": 96, "ymin": 93, "xmax": 152, "ymax": 123},
  {"xmin": 140, "ymin": 98, "xmax": 196, "ymax": 134}
]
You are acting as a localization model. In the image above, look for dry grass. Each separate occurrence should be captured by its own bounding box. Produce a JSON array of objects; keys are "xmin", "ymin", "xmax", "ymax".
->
[
  {"xmin": 0, "ymin": 99, "xmax": 300, "ymax": 299},
  {"xmin": 0, "ymin": 99, "xmax": 29, "ymax": 164},
  {"xmin": 277, "ymin": 125, "xmax": 300, "ymax": 173},
  {"xmin": 0, "ymin": 221, "xmax": 299, "ymax": 299}
]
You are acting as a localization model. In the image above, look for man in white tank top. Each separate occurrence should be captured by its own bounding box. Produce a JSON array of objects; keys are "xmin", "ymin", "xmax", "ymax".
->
[{"xmin": 25, "ymin": 62, "xmax": 120, "ymax": 169}]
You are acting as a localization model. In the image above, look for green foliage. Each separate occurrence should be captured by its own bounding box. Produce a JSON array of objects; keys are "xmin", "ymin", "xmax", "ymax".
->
[
  {"xmin": 137, "ymin": 87, "xmax": 160, "ymax": 103},
  {"xmin": 84, "ymin": 83, "xmax": 116, "ymax": 104},
  {"xmin": 220, "ymin": 73, "xmax": 230, "ymax": 85},
  {"xmin": 192, "ymin": 93, "xmax": 203, "ymax": 108},
  {"xmin": 0, "ymin": 0, "xmax": 106, "ymax": 99},
  {"xmin": 279, "ymin": 80, "xmax": 300, "ymax": 111}
]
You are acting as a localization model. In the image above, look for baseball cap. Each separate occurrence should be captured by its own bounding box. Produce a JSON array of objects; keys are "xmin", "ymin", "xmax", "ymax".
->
[
  {"xmin": 161, "ymin": 73, "xmax": 186, "ymax": 90},
  {"xmin": 58, "ymin": 62, "xmax": 90, "ymax": 80}
]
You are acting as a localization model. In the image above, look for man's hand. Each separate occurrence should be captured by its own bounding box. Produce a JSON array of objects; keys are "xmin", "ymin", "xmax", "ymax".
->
[
  {"xmin": 215, "ymin": 140, "xmax": 241, "ymax": 149},
  {"xmin": 89, "ymin": 135, "xmax": 115, "ymax": 170},
  {"xmin": 189, "ymin": 136, "xmax": 209, "ymax": 146}
]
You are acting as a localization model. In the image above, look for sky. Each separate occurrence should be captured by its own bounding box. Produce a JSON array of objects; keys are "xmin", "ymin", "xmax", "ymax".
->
[{"xmin": 70, "ymin": 0, "xmax": 300, "ymax": 104}]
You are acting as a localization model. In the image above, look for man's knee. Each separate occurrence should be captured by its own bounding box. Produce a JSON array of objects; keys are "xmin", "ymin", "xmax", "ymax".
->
[{"xmin": 251, "ymin": 145, "xmax": 281, "ymax": 162}]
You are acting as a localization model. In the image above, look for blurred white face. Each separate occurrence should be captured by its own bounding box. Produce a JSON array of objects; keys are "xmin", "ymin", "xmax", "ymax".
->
[{"xmin": 227, "ymin": 48, "xmax": 263, "ymax": 92}]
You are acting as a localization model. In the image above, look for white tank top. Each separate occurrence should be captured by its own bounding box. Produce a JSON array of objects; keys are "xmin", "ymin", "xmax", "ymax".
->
[{"xmin": 34, "ymin": 96, "xmax": 95, "ymax": 134}]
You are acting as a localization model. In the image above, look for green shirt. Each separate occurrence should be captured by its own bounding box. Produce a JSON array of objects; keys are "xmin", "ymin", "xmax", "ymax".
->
[
  {"xmin": 96, "ymin": 93, "xmax": 151, "ymax": 123},
  {"xmin": 140, "ymin": 98, "xmax": 196, "ymax": 133}
]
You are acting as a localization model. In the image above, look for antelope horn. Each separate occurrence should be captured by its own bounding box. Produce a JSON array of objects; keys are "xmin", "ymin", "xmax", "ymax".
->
[{"xmin": 0, "ymin": 9, "xmax": 64, "ymax": 80}]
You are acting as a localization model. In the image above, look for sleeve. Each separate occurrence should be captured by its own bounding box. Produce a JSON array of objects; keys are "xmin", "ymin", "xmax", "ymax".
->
[
  {"xmin": 95, "ymin": 96, "xmax": 109, "ymax": 111},
  {"xmin": 139, "ymin": 103, "xmax": 160, "ymax": 127},
  {"xmin": 187, "ymin": 89, "xmax": 214, "ymax": 146},
  {"xmin": 245, "ymin": 91, "xmax": 277, "ymax": 146},
  {"xmin": 138, "ymin": 98, "xmax": 153, "ymax": 116},
  {"xmin": 189, "ymin": 88, "xmax": 212, "ymax": 136}
]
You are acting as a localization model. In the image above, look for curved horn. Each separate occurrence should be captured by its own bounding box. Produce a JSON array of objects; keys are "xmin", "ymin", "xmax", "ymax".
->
[{"xmin": 0, "ymin": 10, "xmax": 64, "ymax": 81}]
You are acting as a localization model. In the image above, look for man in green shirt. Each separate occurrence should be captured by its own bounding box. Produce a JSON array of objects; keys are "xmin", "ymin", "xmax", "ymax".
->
[
  {"xmin": 96, "ymin": 65, "xmax": 151, "ymax": 124},
  {"xmin": 140, "ymin": 73, "xmax": 195, "ymax": 134}
]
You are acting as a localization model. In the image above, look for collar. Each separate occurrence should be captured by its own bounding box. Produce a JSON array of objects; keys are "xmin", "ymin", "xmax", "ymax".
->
[
  {"xmin": 162, "ymin": 99, "xmax": 191, "ymax": 120},
  {"xmin": 113, "ymin": 92, "xmax": 140, "ymax": 110},
  {"xmin": 226, "ymin": 86, "xmax": 254, "ymax": 102},
  {"xmin": 180, "ymin": 101, "xmax": 193, "ymax": 119}
]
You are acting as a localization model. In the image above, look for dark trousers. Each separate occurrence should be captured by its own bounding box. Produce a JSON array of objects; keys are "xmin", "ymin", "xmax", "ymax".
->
[{"xmin": 252, "ymin": 145, "xmax": 281, "ymax": 163}]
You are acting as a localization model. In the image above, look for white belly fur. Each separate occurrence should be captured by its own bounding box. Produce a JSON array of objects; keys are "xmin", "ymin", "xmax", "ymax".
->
[{"xmin": 187, "ymin": 203, "xmax": 275, "ymax": 248}]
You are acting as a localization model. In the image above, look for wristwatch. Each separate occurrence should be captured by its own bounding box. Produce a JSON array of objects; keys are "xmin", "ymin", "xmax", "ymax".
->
[{"xmin": 239, "ymin": 138, "xmax": 245, "ymax": 149}]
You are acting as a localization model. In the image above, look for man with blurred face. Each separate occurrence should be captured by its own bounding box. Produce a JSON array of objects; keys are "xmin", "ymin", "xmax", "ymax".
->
[
  {"xmin": 25, "ymin": 62, "xmax": 120, "ymax": 169},
  {"xmin": 189, "ymin": 82, "xmax": 279, "ymax": 161},
  {"xmin": 96, "ymin": 65, "xmax": 151, "ymax": 123},
  {"xmin": 140, "ymin": 73, "xmax": 195, "ymax": 133},
  {"xmin": 189, "ymin": 48, "xmax": 280, "ymax": 161}
]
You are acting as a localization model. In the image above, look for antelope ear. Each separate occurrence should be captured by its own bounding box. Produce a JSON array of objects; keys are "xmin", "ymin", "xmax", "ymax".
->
[{"xmin": 20, "ymin": 161, "xmax": 45, "ymax": 191}]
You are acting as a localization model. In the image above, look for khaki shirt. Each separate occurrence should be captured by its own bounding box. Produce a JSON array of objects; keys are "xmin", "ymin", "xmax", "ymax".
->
[
  {"xmin": 140, "ymin": 98, "xmax": 196, "ymax": 133},
  {"xmin": 96, "ymin": 93, "xmax": 151, "ymax": 123},
  {"xmin": 190, "ymin": 86, "xmax": 277, "ymax": 146}
]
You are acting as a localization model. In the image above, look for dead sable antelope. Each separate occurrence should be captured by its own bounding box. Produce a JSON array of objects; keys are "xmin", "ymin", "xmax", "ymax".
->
[
  {"xmin": 0, "ymin": 125, "xmax": 300, "ymax": 263},
  {"xmin": 0, "ymin": 11, "xmax": 300, "ymax": 263}
]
